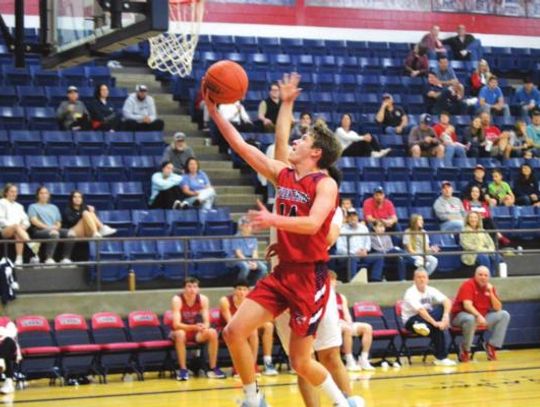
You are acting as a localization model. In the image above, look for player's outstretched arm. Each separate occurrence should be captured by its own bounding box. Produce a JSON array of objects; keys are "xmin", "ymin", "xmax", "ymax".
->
[
  {"xmin": 248, "ymin": 177, "xmax": 338, "ymax": 235},
  {"xmin": 274, "ymin": 73, "xmax": 301, "ymax": 164},
  {"xmin": 203, "ymin": 85, "xmax": 286, "ymax": 185}
]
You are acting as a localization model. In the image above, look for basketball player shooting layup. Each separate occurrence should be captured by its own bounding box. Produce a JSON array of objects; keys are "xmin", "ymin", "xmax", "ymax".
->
[{"xmin": 203, "ymin": 74, "xmax": 358, "ymax": 407}]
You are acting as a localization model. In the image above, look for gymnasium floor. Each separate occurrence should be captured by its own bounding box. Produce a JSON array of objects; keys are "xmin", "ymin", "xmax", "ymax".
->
[{"xmin": 5, "ymin": 349, "xmax": 540, "ymax": 406}]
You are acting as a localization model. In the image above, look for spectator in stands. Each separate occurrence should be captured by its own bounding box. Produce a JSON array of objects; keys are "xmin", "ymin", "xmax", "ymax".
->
[
  {"xmin": 161, "ymin": 132, "xmax": 195, "ymax": 175},
  {"xmin": 470, "ymin": 59, "xmax": 492, "ymax": 97},
  {"xmin": 88, "ymin": 83, "xmax": 120, "ymax": 131},
  {"xmin": 508, "ymin": 120, "xmax": 534, "ymax": 159},
  {"xmin": 122, "ymin": 84, "xmax": 164, "ymax": 131},
  {"xmin": 463, "ymin": 164, "xmax": 497, "ymax": 206},
  {"xmin": 433, "ymin": 181, "xmax": 466, "ymax": 232},
  {"xmin": 170, "ymin": 277, "xmax": 225, "ymax": 380},
  {"xmin": 419, "ymin": 25, "xmax": 446, "ymax": 55},
  {"xmin": 442, "ymin": 24, "xmax": 476, "ymax": 61},
  {"xmin": 149, "ymin": 161, "xmax": 187, "ymax": 209},
  {"xmin": 335, "ymin": 113, "xmax": 390, "ymax": 158},
  {"xmin": 488, "ymin": 168, "xmax": 515, "ymax": 207},
  {"xmin": 375, "ymin": 93, "xmax": 410, "ymax": 135},
  {"xmin": 362, "ymin": 186, "xmax": 399, "ymax": 232},
  {"xmin": 480, "ymin": 112, "xmax": 511, "ymax": 159},
  {"xmin": 460, "ymin": 212, "xmax": 503, "ymax": 277},
  {"xmin": 513, "ymin": 163, "xmax": 540, "ymax": 206},
  {"xmin": 527, "ymin": 109, "xmax": 540, "ymax": 150},
  {"xmin": 370, "ymin": 220, "xmax": 406, "ymax": 281},
  {"xmin": 0, "ymin": 184, "xmax": 34, "ymax": 267},
  {"xmin": 291, "ymin": 111, "xmax": 312, "ymax": 142},
  {"xmin": 401, "ymin": 268, "xmax": 455, "ymax": 366},
  {"xmin": 28, "ymin": 186, "xmax": 73, "ymax": 266},
  {"xmin": 63, "ymin": 190, "xmax": 116, "ymax": 239},
  {"xmin": 403, "ymin": 214, "xmax": 439, "ymax": 276},
  {"xmin": 233, "ymin": 216, "xmax": 268, "ymax": 285},
  {"xmin": 218, "ymin": 100, "xmax": 254, "ymax": 132},
  {"xmin": 425, "ymin": 72, "xmax": 466, "ymax": 115},
  {"xmin": 180, "ymin": 157, "xmax": 216, "ymax": 210},
  {"xmin": 433, "ymin": 111, "xmax": 467, "ymax": 165},
  {"xmin": 515, "ymin": 78, "xmax": 540, "ymax": 121},
  {"xmin": 340, "ymin": 198, "xmax": 354, "ymax": 224},
  {"xmin": 404, "ymin": 44, "xmax": 429, "ymax": 77},
  {"xmin": 257, "ymin": 82, "xmax": 281, "ymax": 133},
  {"xmin": 408, "ymin": 113, "xmax": 445, "ymax": 159},
  {"xmin": 478, "ymin": 76, "xmax": 511, "ymax": 118},
  {"xmin": 463, "ymin": 116, "xmax": 489, "ymax": 158},
  {"xmin": 329, "ymin": 271, "xmax": 375, "ymax": 371},
  {"xmin": 433, "ymin": 55, "xmax": 458, "ymax": 87},
  {"xmin": 56, "ymin": 86, "xmax": 91, "ymax": 131},
  {"xmin": 451, "ymin": 265, "xmax": 510, "ymax": 362},
  {"xmin": 0, "ymin": 319, "xmax": 20, "ymax": 394}
]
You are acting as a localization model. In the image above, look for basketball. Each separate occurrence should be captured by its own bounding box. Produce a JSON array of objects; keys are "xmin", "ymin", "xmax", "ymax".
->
[{"xmin": 203, "ymin": 60, "xmax": 249, "ymax": 104}]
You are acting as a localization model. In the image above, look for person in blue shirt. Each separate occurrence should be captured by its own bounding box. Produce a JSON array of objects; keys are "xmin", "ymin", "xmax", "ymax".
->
[
  {"xmin": 433, "ymin": 55, "xmax": 458, "ymax": 87},
  {"xmin": 149, "ymin": 161, "xmax": 187, "ymax": 209},
  {"xmin": 28, "ymin": 186, "xmax": 74, "ymax": 265},
  {"xmin": 527, "ymin": 110, "xmax": 540, "ymax": 153},
  {"xmin": 478, "ymin": 75, "xmax": 511, "ymax": 118},
  {"xmin": 514, "ymin": 78, "xmax": 540, "ymax": 121},
  {"xmin": 232, "ymin": 216, "xmax": 268, "ymax": 284},
  {"xmin": 180, "ymin": 157, "xmax": 216, "ymax": 210}
]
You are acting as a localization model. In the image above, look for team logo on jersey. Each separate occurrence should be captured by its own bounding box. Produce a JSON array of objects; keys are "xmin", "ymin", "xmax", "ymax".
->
[{"xmin": 277, "ymin": 186, "xmax": 310, "ymax": 204}]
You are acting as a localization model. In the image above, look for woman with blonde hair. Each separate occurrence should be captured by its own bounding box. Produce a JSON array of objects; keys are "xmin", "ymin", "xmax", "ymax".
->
[
  {"xmin": 470, "ymin": 59, "xmax": 491, "ymax": 96},
  {"xmin": 403, "ymin": 214, "xmax": 439, "ymax": 275}
]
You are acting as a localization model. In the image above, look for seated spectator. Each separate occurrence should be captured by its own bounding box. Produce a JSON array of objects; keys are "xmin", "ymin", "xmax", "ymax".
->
[
  {"xmin": 480, "ymin": 112, "xmax": 511, "ymax": 159},
  {"xmin": 527, "ymin": 109, "xmax": 540, "ymax": 151},
  {"xmin": 478, "ymin": 76, "xmax": 511, "ymax": 118},
  {"xmin": 408, "ymin": 113, "xmax": 445, "ymax": 159},
  {"xmin": 232, "ymin": 216, "xmax": 268, "ymax": 285},
  {"xmin": 403, "ymin": 214, "xmax": 439, "ymax": 276},
  {"xmin": 28, "ymin": 186, "xmax": 73, "ymax": 266},
  {"xmin": 375, "ymin": 93, "xmax": 410, "ymax": 135},
  {"xmin": 404, "ymin": 44, "xmax": 429, "ymax": 77},
  {"xmin": 218, "ymin": 100, "xmax": 254, "ymax": 132},
  {"xmin": 433, "ymin": 55, "xmax": 458, "ymax": 87},
  {"xmin": 488, "ymin": 168, "xmax": 515, "ymax": 207},
  {"xmin": 88, "ymin": 83, "xmax": 120, "ymax": 131},
  {"xmin": 508, "ymin": 120, "xmax": 534, "ymax": 159},
  {"xmin": 463, "ymin": 116, "xmax": 489, "ymax": 158},
  {"xmin": 451, "ymin": 266, "xmax": 511, "ymax": 362},
  {"xmin": 56, "ymin": 86, "xmax": 90, "ymax": 131},
  {"xmin": 0, "ymin": 319, "xmax": 20, "ymax": 394},
  {"xmin": 470, "ymin": 59, "xmax": 492, "ymax": 97},
  {"xmin": 170, "ymin": 277, "xmax": 225, "ymax": 381},
  {"xmin": 63, "ymin": 190, "xmax": 116, "ymax": 238},
  {"xmin": 161, "ymin": 132, "xmax": 195, "ymax": 175},
  {"xmin": 419, "ymin": 25, "xmax": 446, "ymax": 55},
  {"xmin": 425, "ymin": 72, "xmax": 465, "ymax": 115},
  {"xmin": 513, "ymin": 163, "xmax": 540, "ymax": 206},
  {"xmin": 370, "ymin": 220, "xmax": 406, "ymax": 281},
  {"xmin": 401, "ymin": 268, "xmax": 455, "ymax": 366},
  {"xmin": 433, "ymin": 181, "xmax": 466, "ymax": 232},
  {"xmin": 329, "ymin": 271, "xmax": 375, "ymax": 371},
  {"xmin": 339, "ymin": 198, "xmax": 354, "ymax": 223},
  {"xmin": 432, "ymin": 111, "xmax": 467, "ymax": 165},
  {"xmin": 291, "ymin": 111, "xmax": 312, "ymax": 142},
  {"xmin": 362, "ymin": 186, "xmax": 399, "ymax": 233},
  {"xmin": 335, "ymin": 113, "xmax": 390, "ymax": 158},
  {"xmin": 149, "ymin": 161, "xmax": 187, "ymax": 209},
  {"xmin": 0, "ymin": 184, "xmax": 33, "ymax": 267},
  {"xmin": 514, "ymin": 78, "xmax": 540, "ymax": 121},
  {"xmin": 257, "ymin": 82, "xmax": 281, "ymax": 133},
  {"xmin": 122, "ymin": 84, "xmax": 164, "ymax": 131},
  {"xmin": 181, "ymin": 158, "xmax": 216, "ymax": 210},
  {"xmin": 442, "ymin": 24, "xmax": 476, "ymax": 61},
  {"xmin": 462, "ymin": 164, "xmax": 494, "ymax": 204},
  {"xmin": 460, "ymin": 212, "xmax": 503, "ymax": 276}
]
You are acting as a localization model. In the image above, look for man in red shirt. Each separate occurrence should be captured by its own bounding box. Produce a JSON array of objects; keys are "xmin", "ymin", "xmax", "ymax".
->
[
  {"xmin": 450, "ymin": 266, "xmax": 510, "ymax": 362},
  {"xmin": 432, "ymin": 111, "xmax": 467, "ymax": 165},
  {"xmin": 362, "ymin": 186, "xmax": 398, "ymax": 231},
  {"xmin": 479, "ymin": 112, "xmax": 511, "ymax": 158}
]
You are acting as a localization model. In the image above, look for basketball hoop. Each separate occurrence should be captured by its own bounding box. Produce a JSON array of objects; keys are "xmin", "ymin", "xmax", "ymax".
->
[{"xmin": 147, "ymin": 0, "xmax": 205, "ymax": 77}]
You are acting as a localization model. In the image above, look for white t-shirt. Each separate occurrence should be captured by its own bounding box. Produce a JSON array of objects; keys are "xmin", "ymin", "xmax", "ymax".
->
[{"xmin": 401, "ymin": 285, "xmax": 448, "ymax": 324}]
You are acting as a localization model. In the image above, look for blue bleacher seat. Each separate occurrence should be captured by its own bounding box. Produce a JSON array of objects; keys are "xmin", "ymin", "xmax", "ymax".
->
[
  {"xmin": 124, "ymin": 155, "xmax": 156, "ymax": 182},
  {"xmin": 124, "ymin": 240, "xmax": 162, "ymax": 281},
  {"xmin": 92, "ymin": 155, "xmax": 126, "ymax": 182},
  {"xmin": 315, "ymin": 74, "xmax": 335, "ymax": 92},
  {"xmin": 2, "ymin": 66, "xmax": 32, "ymax": 86},
  {"xmin": 111, "ymin": 182, "xmax": 145, "ymax": 209},
  {"xmin": 257, "ymin": 37, "xmax": 281, "ymax": 53},
  {"xmin": 235, "ymin": 36, "xmax": 258, "ymax": 53},
  {"xmin": 45, "ymin": 182, "xmax": 76, "ymax": 209},
  {"xmin": 89, "ymin": 241, "xmax": 127, "ymax": 282},
  {"xmin": 189, "ymin": 239, "xmax": 229, "ymax": 280},
  {"xmin": 410, "ymin": 181, "xmax": 436, "ymax": 207},
  {"xmin": 0, "ymin": 130, "xmax": 8, "ymax": 154},
  {"xmin": 0, "ymin": 87, "xmax": 16, "ymax": 107},
  {"xmin": 0, "ymin": 155, "xmax": 27, "ymax": 182},
  {"xmin": 166, "ymin": 209, "xmax": 201, "ymax": 236},
  {"xmin": 158, "ymin": 239, "xmax": 190, "ymax": 280},
  {"xmin": 76, "ymin": 182, "xmax": 112, "ymax": 210},
  {"xmin": 17, "ymin": 86, "xmax": 48, "ymax": 107},
  {"xmin": 515, "ymin": 206, "xmax": 540, "ymax": 240},
  {"xmin": 134, "ymin": 132, "xmax": 164, "ymax": 156},
  {"xmin": 333, "ymin": 92, "xmax": 357, "ymax": 112},
  {"xmin": 304, "ymin": 38, "xmax": 327, "ymax": 55},
  {"xmin": 60, "ymin": 155, "xmax": 92, "ymax": 182},
  {"xmin": 337, "ymin": 157, "xmax": 358, "ymax": 182},
  {"xmin": 247, "ymin": 53, "xmax": 271, "ymax": 70},
  {"xmin": 211, "ymin": 35, "xmax": 237, "ymax": 53},
  {"xmin": 408, "ymin": 157, "xmax": 434, "ymax": 181},
  {"xmin": 86, "ymin": 66, "xmax": 113, "ymax": 86},
  {"xmin": 26, "ymin": 107, "xmax": 57, "ymax": 130},
  {"xmin": 382, "ymin": 156, "xmax": 409, "ymax": 180},
  {"xmin": 132, "ymin": 209, "xmax": 167, "ymax": 236},
  {"xmin": 104, "ymin": 132, "xmax": 137, "ymax": 155},
  {"xmin": 9, "ymin": 130, "xmax": 42, "ymax": 155},
  {"xmin": 357, "ymin": 181, "xmax": 381, "ymax": 203},
  {"xmin": 61, "ymin": 67, "xmax": 88, "ymax": 87},
  {"xmin": 74, "ymin": 131, "xmax": 105, "ymax": 155},
  {"xmin": 491, "ymin": 206, "xmax": 515, "ymax": 232},
  {"xmin": 98, "ymin": 210, "xmax": 134, "ymax": 237},
  {"xmin": 202, "ymin": 208, "xmax": 234, "ymax": 236},
  {"xmin": 43, "ymin": 131, "xmax": 74, "ymax": 155},
  {"xmin": 107, "ymin": 87, "xmax": 128, "ymax": 108},
  {"xmin": 357, "ymin": 157, "xmax": 384, "ymax": 182},
  {"xmin": 33, "ymin": 69, "xmax": 61, "ymax": 87},
  {"xmin": 16, "ymin": 182, "xmax": 41, "ymax": 207},
  {"xmin": 26, "ymin": 155, "xmax": 61, "ymax": 182},
  {"xmin": 383, "ymin": 181, "xmax": 410, "ymax": 207},
  {"xmin": 44, "ymin": 86, "xmax": 68, "ymax": 107},
  {"xmin": 0, "ymin": 106, "xmax": 25, "ymax": 129}
]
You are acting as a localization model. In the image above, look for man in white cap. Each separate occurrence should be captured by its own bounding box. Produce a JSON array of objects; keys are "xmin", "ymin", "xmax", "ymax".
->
[
  {"xmin": 161, "ymin": 132, "xmax": 195, "ymax": 174},
  {"xmin": 122, "ymin": 84, "xmax": 164, "ymax": 131},
  {"xmin": 56, "ymin": 85, "xmax": 90, "ymax": 131}
]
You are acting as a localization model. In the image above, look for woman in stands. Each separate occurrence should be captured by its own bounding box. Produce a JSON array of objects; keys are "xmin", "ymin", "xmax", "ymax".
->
[
  {"xmin": 402, "ymin": 213, "xmax": 439, "ymax": 275},
  {"xmin": 63, "ymin": 191, "xmax": 116, "ymax": 239},
  {"xmin": 149, "ymin": 161, "xmax": 188, "ymax": 209},
  {"xmin": 514, "ymin": 163, "xmax": 540, "ymax": 206},
  {"xmin": 463, "ymin": 116, "xmax": 489, "ymax": 157},
  {"xmin": 0, "ymin": 184, "xmax": 35, "ymax": 267},
  {"xmin": 470, "ymin": 59, "xmax": 492, "ymax": 96},
  {"xmin": 28, "ymin": 186, "xmax": 74, "ymax": 265},
  {"xmin": 181, "ymin": 157, "xmax": 216, "ymax": 210},
  {"xmin": 335, "ymin": 113, "xmax": 390, "ymax": 158},
  {"xmin": 88, "ymin": 83, "xmax": 120, "ymax": 131}
]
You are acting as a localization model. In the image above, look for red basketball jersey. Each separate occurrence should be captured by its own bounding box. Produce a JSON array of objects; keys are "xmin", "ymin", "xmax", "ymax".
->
[
  {"xmin": 180, "ymin": 293, "xmax": 202, "ymax": 324},
  {"xmin": 275, "ymin": 167, "xmax": 336, "ymax": 263},
  {"xmin": 336, "ymin": 291, "xmax": 345, "ymax": 321},
  {"xmin": 220, "ymin": 294, "xmax": 239, "ymax": 326}
]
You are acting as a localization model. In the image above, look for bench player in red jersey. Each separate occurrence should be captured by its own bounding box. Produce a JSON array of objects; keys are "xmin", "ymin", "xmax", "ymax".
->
[{"xmin": 204, "ymin": 74, "xmax": 357, "ymax": 407}]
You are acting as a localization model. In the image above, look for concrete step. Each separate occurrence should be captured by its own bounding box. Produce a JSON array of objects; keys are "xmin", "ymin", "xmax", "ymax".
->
[
  {"xmin": 216, "ymin": 194, "xmax": 262, "ymax": 206},
  {"xmin": 199, "ymin": 160, "xmax": 233, "ymax": 169},
  {"xmin": 214, "ymin": 185, "xmax": 255, "ymax": 194}
]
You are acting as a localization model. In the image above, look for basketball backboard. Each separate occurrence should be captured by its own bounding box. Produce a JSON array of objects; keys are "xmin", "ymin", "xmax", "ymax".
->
[{"xmin": 41, "ymin": 0, "xmax": 168, "ymax": 69}]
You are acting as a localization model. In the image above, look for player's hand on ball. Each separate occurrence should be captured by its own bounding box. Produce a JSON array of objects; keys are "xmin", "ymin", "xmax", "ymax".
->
[
  {"xmin": 201, "ymin": 78, "xmax": 218, "ymax": 114},
  {"xmin": 248, "ymin": 200, "xmax": 274, "ymax": 232},
  {"xmin": 278, "ymin": 72, "xmax": 302, "ymax": 103}
]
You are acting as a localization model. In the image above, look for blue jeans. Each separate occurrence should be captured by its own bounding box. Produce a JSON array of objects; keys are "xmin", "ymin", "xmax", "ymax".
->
[
  {"xmin": 236, "ymin": 260, "xmax": 268, "ymax": 284},
  {"xmin": 353, "ymin": 249, "xmax": 406, "ymax": 282},
  {"xmin": 440, "ymin": 219, "xmax": 464, "ymax": 232},
  {"xmin": 475, "ymin": 253, "xmax": 502, "ymax": 276},
  {"xmin": 405, "ymin": 305, "xmax": 448, "ymax": 360},
  {"xmin": 384, "ymin": 125, "xmax": 413, "ymax": 136},
  {"xmin": 444, "ymin": 143, "xmax": 467, "ymax": 166}
]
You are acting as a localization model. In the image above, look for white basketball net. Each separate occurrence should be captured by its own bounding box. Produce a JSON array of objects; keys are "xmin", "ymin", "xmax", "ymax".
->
[{"xmin": 147, "ymin": 0, "xmax": 205, "ymax": 77}]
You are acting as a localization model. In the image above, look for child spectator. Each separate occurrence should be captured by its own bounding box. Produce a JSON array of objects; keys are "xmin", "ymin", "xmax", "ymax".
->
[
  {"xmin": 403, "ymin": 214, "xmax": 439, "ymax": 276},
  {"xmin": 370, "ymin": 220, "xmax": 406, "ymax": 281},
  {"xmin": 488, "ymin": 169, "xmax": 515, "ymax": 207}
]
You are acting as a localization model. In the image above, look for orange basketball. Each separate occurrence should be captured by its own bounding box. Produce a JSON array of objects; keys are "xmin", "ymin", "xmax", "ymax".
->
[{"xmin": 203, "ymin": 60, "xmax": 249, "ymax": 104}]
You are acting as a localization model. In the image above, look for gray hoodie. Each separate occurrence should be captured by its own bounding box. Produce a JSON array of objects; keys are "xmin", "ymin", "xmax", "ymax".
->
[
  {"xmin": 433, "ymin": 195, "xmax": 466, "ymax": 221},
  {"xmin": 122, "ymin": 93, "xmax": 158, "ymax": 123}
]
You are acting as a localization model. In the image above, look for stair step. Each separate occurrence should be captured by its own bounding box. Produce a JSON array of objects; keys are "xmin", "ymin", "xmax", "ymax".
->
[
  {"xmin": 199, "ymin": 160, "xmax": 233, "ymax": 169},
  {"xmin": 214, "ymin": 186, "xmax": 255, "ymax": 194},
  {"xmin": 216, "ymin": 194, "xmax": 262, "ymax": 206}
]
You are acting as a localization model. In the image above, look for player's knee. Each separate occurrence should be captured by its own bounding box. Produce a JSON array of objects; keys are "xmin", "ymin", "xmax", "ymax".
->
[
  {"xmin": 172, "ymin": 330, "xmax": 186, "ymax": 344},
  {"xmin": 222, "ymin": 325, "xmax": 237, "ymax": 345},
  {"xmin": 208, "ymin": 328, "xmax": 218, "ymax": 340},
  {"xmin": 318, "ymin": 350, "xmax": 341, "ymax": 372},
  {"xmin": 289, "ymin": 354, "xmax": 311, "ymax": 376}
]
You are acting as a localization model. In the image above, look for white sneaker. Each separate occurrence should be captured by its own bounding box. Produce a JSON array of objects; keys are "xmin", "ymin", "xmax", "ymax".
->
[
  {"xmin": 60, "ymin": 258, "xmax": 75, "ymax": 268},
  {"xmin": 433, "ymin": 358, "xmax": 457, "ymax": 367},
  {"xmin": 371, "ymin": 148, "xmax": 392, "ymax": 158},
  {"xmin": 346, "ymin": 363, "xmax": 361, "ymax": 372},
  {"xmin": 0, "ymin": 379, "xmax": 14, "ymax": 394},
  {"xmin": 10, "ymin": 281, "xmax": 19, "ymax": 291},
  {"xmin": 346, "ymin": 395, "xmax": 365, "ymax": 407},
  {"xmin": 14, "ymin": 258, "xmax": 23, "ymax": 267},
  {"xmin": 92, "ymin": 232, "xmax": 102, "ymax": 239},
  {"xmin": 358, "ymin": 359, "xmax": 375, "ymax": 371},
  {"xmin": 99, "ymin": 225, "xmax": 117, "ymax": 237},
  {"xmin": 44, "ymin": 258, "xmax": 56, "ymax": 266},
  {"xmin": 412, "ymin": 322, "xmax": 430, "ymax": 337},
  {"xmin": 29, "ymin": 256, "xmax": 40, "ymax": 265}
]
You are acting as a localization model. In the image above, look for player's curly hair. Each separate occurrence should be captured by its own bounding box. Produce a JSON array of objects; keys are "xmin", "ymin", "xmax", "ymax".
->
[{"xmin": 310, "ymin": 121, "xmax": 342, "ymax": 170}]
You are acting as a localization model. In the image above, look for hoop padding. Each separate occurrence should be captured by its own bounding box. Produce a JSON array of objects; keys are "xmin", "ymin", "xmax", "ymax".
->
[{"xmin": 147, "ymin": 0, "xmax": 205, "ymax": 77}]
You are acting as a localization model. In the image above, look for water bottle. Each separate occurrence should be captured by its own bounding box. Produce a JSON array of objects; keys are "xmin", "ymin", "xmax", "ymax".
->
[
  {"xmin": 128, "ymin": 269, "xmax": 136, "ymax": 292},
  {"xmin": 498, "ymin": 262, "xmax": 508, "ymax": 278}
]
